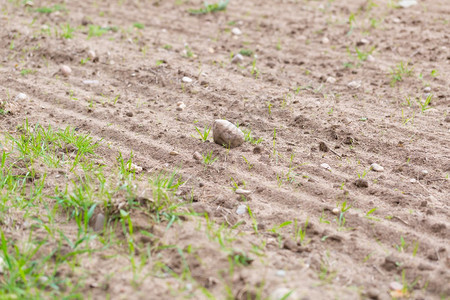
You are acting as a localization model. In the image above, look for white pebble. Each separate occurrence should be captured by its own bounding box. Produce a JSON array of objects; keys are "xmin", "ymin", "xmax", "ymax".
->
[
  {"xmin": 82, "ymin": 80, "xmax": 99, "ymax": 86},
  {"xmin": 423, "ymin": 86, "xmax": 431, "ymax": 93},
  {"xmin": 320, "ymin": 163, "xmax": 331, "ymax": 171},
  {"xmin": 236, "ymin": 204, "xmax": 247, "ymax": 215},
  {"xmin": 366, "ymin": 54, "xmax": 375, "ymax": 62},
  {"xmin": 231, "ymin": 53, "xmax": 244, "ymax": 64},
  {"xmin": 321, "ymin": 36, "xmax": 330, "ymax": 44},
  {"xmin": 235, "ymin": 189, "xmax": 252, "ymax": 195},
  {"xmin": 182, "ymin": 76, "xmax": 192, "ymax": 83},
  {"xmin": 332, "ymin": 208, "xmax": 340, "ymax": 215},
  {"xmin": 360, "ymin": 38, "xmax": 369, "ymax": 45},
  {"xmin": 275, "ymin": 270, "xmax": 286, "ymax": 277},
  {"xmin": 231, "ymin": 28, "xmax": 242, "ymax": 35},
  {"xmin": 421, "ymin": 170, "xmax": 428, "ymax": 175},
  {"xmin": 15, "ymin": 93, "xmax": 28, "ymax": 101},
  {"xmin": 326, "ymin": 76, "xmax": 336, "ymax": 84},
  {"xmin": 176, "ymin": 101, "xmax": 186, "ymax": 111},
  {"xmin": 88, "ymin": 50, "xmax": 96, "ymax": 60},
  {"xmin": 0, "ymin": 257, "xmax": 5, "ymax": 274},
  {"xmin": 370, "ymin": 163, "xmax": 384, "ymax": 172},
  {"xmin": 389, "ymin": 281, "xmax": 403, "ymax": 291},
  {"xmin": 398, "ymin": 0, "xmax": 417, "ymax": 8},
  {"xmin": 60, "ymin": 65, "xmax": 72, "ymax": 77},
  {"xmin": 347, "ymin": 80, "xmax": 361, "ymax": 89},
  {"xmin": 410, "ymin": 178, "xmax": 416, "ymax": 183}
]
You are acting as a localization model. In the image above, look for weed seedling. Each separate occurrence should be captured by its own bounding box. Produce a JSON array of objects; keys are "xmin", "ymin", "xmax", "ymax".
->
[
  {"xmin": 188, "ymin": 0, "xmax": 229, "ymax": 15},
  {"xmin": 390, "ymin": 62, "xmax": 413, "ymax": 87},
  {"xmin": 193, "ymin": 125, "xmax": 211, "ymax": 142},
  {"xmin": 417, "ymin": 94, "xmax": 433, "ymax": 113},
  {"xmin": 202, "ymin": 151, "xmax": 218, "ymax": 169}
]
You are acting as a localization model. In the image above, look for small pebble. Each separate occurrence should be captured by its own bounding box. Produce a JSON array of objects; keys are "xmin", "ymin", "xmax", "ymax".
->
[
  {"xmin": 332, "ymin": 208, "xmax": 340, "ymax": 215},
  {"xmin": 320, "ymin": 163, "xmax": 331, "ymax": 171},
  {"xmin": 355, "ymin": 179, "xmax": 369, "ymax": 188},
  {"xmin": 370, "ymin": 163, "xmax": 384, "ymax": 172},
  {"xmin": 88, "ymin": 50, "xmax": 96, "ymax": 60},
  {"xmin": 235, "ymin": 189, "xmax": 252, "ymax": 195},
  {"xmin": 82, "ymin": 80, "xmax": 99, "ymax": 86},
  {"xmin": 231, "ymin": 53, "xmax": 244, "ymax": 64},
  {"xmin": 193, "ymin": 151, "xmax": 202, "ymax": 161},
  {"xmin": 182, "ymin": 76, "xmax": 192, "ymax": 83},
  {"xmin": 236, "ymin": 204, "xmax": 247, "ymax": 215},
  {"xmin": 129, "ymin": 163, "xmax": 142, "ymax": 173},
  {"xmin": 398, "ymin": 0, "xmax": 417, "ymax": 8},
  {"xmin": 319, "ymin": 142, "xmax": 329, "ymax": 152},
  {"xmin": 0, "ymin": 256, "xmax": 5, "ymax": 274},
  {"xmin": 176, "ymin": 101, "xmax": 186, "ymax": 111},
  {"xmin": 360, "ymin": 38, "xmax": 369, "ymax": 45},
  {"xmin": 421, "ymin": 170, "xmax": 429, "ymax": 176},
  {"xmin": 321, "ymin": 36, "xmax": 330, "ymax": 44},
  {"xmin": 424, "ymin": 86, "xmax": 431, "ymax": 93},
  {"xmin": 60, "ymin": 65, "xmax": 72, "ymax": 77},
  {"xmin": 275, "ymin": 270, "xmax": 286, "ymax": 277},
  {"xmin": 392, "ymin": 17, "xmax": 401, "ymax": 23},
  {"xmin": 169, "ymin": 151, "xmax": 179, "ymax": 156},
  {"xmin": 15, "ymin": 93, "xmax": 27, "ymax": 101},
  {"xmin": 347, "ymin": 80, "xmax": 361, "ymax": 89},
  {"xmin": 125, "ymin": 111, "xmax": 133, "ymax": 117},
  {"xmin": 326, "ymin": 76, "xmax": 336, "ymax": 84},
  {"xmin": 410, "ymin": 178, "xmax": 416, "ymax": 183},
  {"xmin": 93, "ymin": 213, "xmax": 105, "ymax": 232},
  {"xmin": 389, "ymin": 281, "xmax": 403, "ymax": 291},
  {"xmin": 231, "ymin": 27, "xmax": 242, "ymax": 35},
  {"xmin": 270, "ymin": 288, "xmax": 298, "ymax": 300},
  {"xmin": 366, "ymin": 54, "xmax": 375, "ymax": 62}
]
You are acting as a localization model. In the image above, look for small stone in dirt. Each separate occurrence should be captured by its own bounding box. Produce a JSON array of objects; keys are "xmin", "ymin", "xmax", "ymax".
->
[
  {"xmin": 445, "ymin": 116, "xmax": 450, "ymax": 123},
  {"xmin": 421, "ymin": 170, "xmax": 428, "ymax": 176},
  {"xmin": 193, "ymin": 151, "xmax": 202, "ymax": 161},
  {"xmin": 15, "ymin": 93, "xmax": 27, "ymax": 101},
  {"xmin": 88, "ymin": 50, "xmax": 96, "ymax": 60},
  {"xmin": 366, "ymin": 288, "xmax": 380, "ymax": 300},
  {"xmin": 182, "ymin": 76, "xmax": 192, "ymax": 83},
  {"xmin": 231, "ymin": 27, "xmax": 242, "ymax": 35},
  {"xmin": 424, "ymin": 86, "xmax": 431, "ymax": 93},
  {"xmin": 283, "ymin": 239, "xmax": 297, "ymax": 251},
  {"xmin": 320, "ymin": 163, "xmax": 331, "ymax": 171},
  {"xmin": 332, "ymin": 208, "xmax": 340, "ymax": 215},
  {"xmin": 366, "ymin": 54, "xmax": 375, "ymax": 62},
  {"xmin": 129, "ymin": 163, "xmax": 142, "ymax": 173},
  {"xmin": 231, "ymin": 53, "xmax": 244, "ymax": 64},
  {"xmin": 355, "ymin": 179, "xmax": 369, "ymax": 188},
  {"xmin": 235, "ymin": 188, "xmax": 252, "ymax": 195},
  {"xmin": 60, "ymin": 65, "xmax": 72, "ymax": 77},
  {"xmin": 321, "ymin": 36, "xmax": 329, "ymax": 44},
  {"xmin": 93, "ymin": 213, "xmax": 105, "ymax": 232},
  {"xmin": 270, "ymin": 287, "xmax": 298, "ymax": 300},
  {"xmin": 169, "ymin": 151, "xmax": 179, "ymax": 156},
  {"xmin": 213, "ymin": 119, "xmax": 244, "ymax": 148},
  {"xmin": 326, "ymin": 76, "xmax": 336, "ymax": 84},
  {"xmin": 82, "ymin": 80, "xmax": 99, "ymax": 86},
  {"xmin": 319, "ymin": 141, "xmax": 329, "ymax": 152},
  {"xmin": 389, "ymin": 281, "xmax": 403, "ymax": 291},
  {"xmin": 236, "ymin": 204, "xmax": 247, "ymax": 215},
  {"xmin": 398, "ymin": 0, "xmax": 417, "ymax": 8},
  {"xmin": 347, "ymin": 80, "xmax": 361, "ymax": 89},
  {"xmin": 176, "ymin": 101, "xmax": 186, "ymax": 111},
  {"xmin": 125, "ymin": 111, "xmax": 133, "ymax": 117},
  {"xmin": 370, "ymin": 163, "xmax": 384, "ymax": 172},
  {"xmin": 275, "ymin": 270, "xmax": 286, "ymax": 277},
  {"xmin": 253, "ymin": 146, "xmax": 262, "ymax": 154},
  {"xmin": 410, "ymin": 178, "xmax": 417, "ymax": 183},
  {"xmin": 0, "ymin": 256, "xmax": 5, "ymax": 274},
  {"xmin": 343, "ymin": 136, "xmax": 354, "ymax": 145}
]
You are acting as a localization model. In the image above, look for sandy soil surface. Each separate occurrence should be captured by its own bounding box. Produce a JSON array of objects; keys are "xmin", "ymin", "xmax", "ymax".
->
[{"xmin": 0, "ymin": 0, "xmax": 449, "ymax": 299}]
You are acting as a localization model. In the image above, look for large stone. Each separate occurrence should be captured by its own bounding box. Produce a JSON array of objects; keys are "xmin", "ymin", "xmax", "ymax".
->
[{"xmin": 213, "ymin": 120, "xmax": 244, "ymax": 148}]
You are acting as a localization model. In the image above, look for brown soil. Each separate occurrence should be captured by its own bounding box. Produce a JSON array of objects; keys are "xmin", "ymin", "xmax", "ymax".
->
[{"xmin": 1, "ymin": 0, "xmax": 449, "ymax": 299}]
